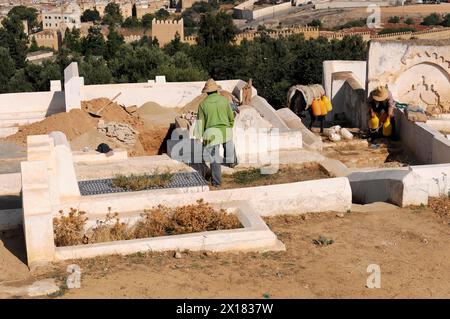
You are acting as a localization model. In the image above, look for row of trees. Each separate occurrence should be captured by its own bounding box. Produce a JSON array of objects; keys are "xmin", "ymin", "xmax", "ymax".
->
[{"xmin": 0, "ymin": 7, "xmax": 367, "ymax": 108}]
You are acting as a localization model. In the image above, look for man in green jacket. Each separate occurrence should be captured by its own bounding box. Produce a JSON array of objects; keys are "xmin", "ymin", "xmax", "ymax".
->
[{"xmin": 194, "ymin": 78, "xmax": 236, "ymax": 187}]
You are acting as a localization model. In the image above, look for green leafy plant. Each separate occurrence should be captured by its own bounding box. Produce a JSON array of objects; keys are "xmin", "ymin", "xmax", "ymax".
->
[
  {"xmin": 232, "ymin": 168, "xmax": 269, "ymax": 185},
  {"xmin": 112, "ymin": 170, "xmax": 173, "ymax": 191},
  {"xmin": 313, "ymin": 236, "xmax": 334, "ymax": 246}
]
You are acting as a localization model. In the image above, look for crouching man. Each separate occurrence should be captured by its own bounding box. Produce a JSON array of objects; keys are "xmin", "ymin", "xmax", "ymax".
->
[{"xmin": 194, "ymin": 79, "xmax": 237, "ymax": 187}]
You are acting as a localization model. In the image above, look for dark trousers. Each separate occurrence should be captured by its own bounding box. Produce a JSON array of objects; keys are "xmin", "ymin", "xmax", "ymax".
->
[{"xmin": 201, "ymin": 140, "xmax": 236, "ymax": 186}]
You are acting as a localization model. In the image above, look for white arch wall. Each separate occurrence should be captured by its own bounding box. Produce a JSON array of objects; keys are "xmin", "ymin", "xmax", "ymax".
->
[{"xmin": 367, "ymin": 40, "xmax": 450, "ymax": 112}]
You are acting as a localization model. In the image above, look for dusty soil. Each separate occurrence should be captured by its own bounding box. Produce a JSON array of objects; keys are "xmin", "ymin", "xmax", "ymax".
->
[
  {"xmin": 3, "ymin": 201, "xmax": 450, "ymax": 298},
  {"xmin": 217, "ymin": 163, "xmax": 330, "ymax": 190},
  {"xmin": 2, "ymin": 98, "xmax": 172, "ymax": 157},
  {"xmin": 320, "ymin": 137, "xmax": 419, "ymax": 169},
  {"xmin": 278, "ymin": 4, "xmax": 450, "ymax": 29}
]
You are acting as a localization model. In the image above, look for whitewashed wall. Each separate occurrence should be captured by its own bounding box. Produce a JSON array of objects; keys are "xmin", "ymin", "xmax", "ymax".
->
[{"xmin": 0, "ymin": 91, "xmax": 65, "ymax": 137}]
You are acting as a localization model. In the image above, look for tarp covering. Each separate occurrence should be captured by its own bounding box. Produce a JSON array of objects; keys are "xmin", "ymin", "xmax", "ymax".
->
[{"xmin": 287, "ymin": 84, "xmax": 325, "ymax": 110}]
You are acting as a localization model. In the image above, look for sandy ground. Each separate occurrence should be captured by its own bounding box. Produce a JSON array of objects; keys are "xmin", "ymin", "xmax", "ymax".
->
[
  {"xmin": 320, "ymin": 137, "xmax": 419, "ymax": 169},
  {"xmin": 276, "ymin": 4, "xmax": 450, "ymax": 29},
  {"xmin": 2, "ymin": 202, "xmax": 450, "ymax": 298}
]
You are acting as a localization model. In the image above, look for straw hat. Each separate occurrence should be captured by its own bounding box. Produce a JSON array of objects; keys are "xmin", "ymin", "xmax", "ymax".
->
[
  {"xmin": 372, "ymin": 86, "xmax": 389, "ymax": 102},
  {"xmin": 202, "ymin": 78, "xmax": 219, "ymax": 93}
]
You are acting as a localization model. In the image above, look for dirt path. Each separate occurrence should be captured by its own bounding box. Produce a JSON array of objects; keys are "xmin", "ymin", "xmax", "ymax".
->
[{"xmin": 3, "ymin": 202, "xmax": 450, "ymax": 298}]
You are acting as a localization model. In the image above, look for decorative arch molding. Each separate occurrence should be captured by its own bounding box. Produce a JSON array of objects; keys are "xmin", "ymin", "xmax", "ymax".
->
[
  {"xmin": 394, "ymin": 62, "xmax": 450, "ymax": 113},
  {"xmin": 400, "ymin": 46, "xmax": 450, "ymax": 74}
]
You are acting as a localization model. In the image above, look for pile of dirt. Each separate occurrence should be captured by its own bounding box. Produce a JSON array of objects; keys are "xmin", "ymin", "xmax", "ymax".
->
[
  {"xmin": 180, "ymin": 93, "xmax": 207, "ymax": 113},
  {"xmin": 137, "ymin": 102, "xmax": 175, "ymax": 116},
  {"xmin": 6, "ymin": 109, "xmax": 97, "ymax": 145},
  {"xmin": 5, "ymin": 98, "xmax": 170, "ymax": 157},
  {"xmin": 136, "ymin": 102, "xmax": 180, "ymax": 127},
  {"xmin": 81, "ymin": 98, "xmax": 144, "ymax": 129}
]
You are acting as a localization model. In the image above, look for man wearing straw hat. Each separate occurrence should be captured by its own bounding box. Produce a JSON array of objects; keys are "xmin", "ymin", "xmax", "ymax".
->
[{"xmin": 194, "ymin": 79, "xmax": 237, "ymax": 187}]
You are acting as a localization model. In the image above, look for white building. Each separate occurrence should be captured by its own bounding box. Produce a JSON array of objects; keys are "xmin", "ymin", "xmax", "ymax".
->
[{"xmin": 42, "ymin": 2, "xmax": 82, "ymax": 30}]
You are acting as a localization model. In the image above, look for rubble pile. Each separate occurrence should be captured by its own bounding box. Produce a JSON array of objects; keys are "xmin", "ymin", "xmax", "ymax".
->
[{"xmin": 97, "ymin": 120, "xmax": 137, "ymax": 145}]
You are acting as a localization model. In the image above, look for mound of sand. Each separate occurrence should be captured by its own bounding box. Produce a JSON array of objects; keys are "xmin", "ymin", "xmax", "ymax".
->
[
  {"xmin": 82, "ymin": 98, "xmax": 143, "ymax": 129},
  {"xmin": 136, "ymin": 101, "xmax": 180, "ymax": 127},
  {"xmin": 7, "ymin": 109, "xmax": 97, "ymax": 145},
  {"xmin": 180, "ymin": 93, "xmax": 207, "ymax": 113},
  {"xmin": 6, "ymin": 98, "xmax": 171, "ymax": 157},
  {"xmin": 137, "ymin": 102, "xmax": 174, "ymax": 116}
]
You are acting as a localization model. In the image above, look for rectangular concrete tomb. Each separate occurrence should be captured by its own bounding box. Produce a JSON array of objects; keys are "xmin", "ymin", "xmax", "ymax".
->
[{"xmin": 54, "ymin": 202, "xmax": 285, "ymax": 261}]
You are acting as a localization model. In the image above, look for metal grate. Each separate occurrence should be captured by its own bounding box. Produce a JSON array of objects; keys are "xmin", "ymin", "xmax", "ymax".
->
[{"xmin": 78, "ymin": 171, "xmax": 208, "ymax": 196}]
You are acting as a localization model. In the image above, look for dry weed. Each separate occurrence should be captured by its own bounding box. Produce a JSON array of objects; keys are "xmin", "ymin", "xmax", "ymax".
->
[
  {"xmin": 88, "ymin": 208, "xmax": 133, "ymax": 244},
  {"xmin": 429, "ymin": 196, "xmax": 450, "ymax": 219},
  {"xmin": 53, "ymin": 208, "xmax": 88, "ymax": 247},
  {"xmin": 53, "ymin": 200, "xmax": 241, "ymax": 246},
  {"xmin": 135, "ymin": 199, "xmax": 241, "ymax": 238}
]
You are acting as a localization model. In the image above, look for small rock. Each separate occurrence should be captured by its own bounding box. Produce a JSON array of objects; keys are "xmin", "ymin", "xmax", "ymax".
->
[
  {"xmin": 174, "ymin": 251, "xmax": 182, "ymax": 259},
  {"xmin": 336, "ymin": 213, "xmax": 345, "ymax": 218},
  {"xmin": 422, "ymin": 238, "xmax": 429, "ymax": 244},
  {"xmin": 203, "ymin": 251, "xmax": 213, "ymax": 257}
]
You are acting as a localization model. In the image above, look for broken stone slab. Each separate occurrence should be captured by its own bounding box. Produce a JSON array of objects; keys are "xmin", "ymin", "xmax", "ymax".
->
[
  {"xmin": 97, "ymin": 120, "xmax": 137, "ymax": 145},
  {"xmin": 319, "ymin": 158, "xmax": 350, "ymax": 177},
  {"xmin": 276, "ymin": 108, "xmax": 323, "ymax": 151},
  {"xmin": 0, "ymin": 279, "xmax": 60, "ymax": 297}
]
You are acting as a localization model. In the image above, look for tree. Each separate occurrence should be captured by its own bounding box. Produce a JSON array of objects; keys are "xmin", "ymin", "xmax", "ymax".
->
[
  {"xmin": 80, "ymin": 56, "xmax": 112, "ymax": 84},
  {"xmin": 81, "ymin": 9, "xmax": 100, "ymax": 23},
  {"xmin": 8, "ymin": 5, "xmax": 39, "ymax": 31},
  {"xmin": 24, "ymin": 60, "xmax": 61, "ymax": 91},
  {"xmin": 29, "ymin": 36, "xmax": 39, "ymax": 52},
  {"xmin": 142, "ymin": 13, "xmax": 155, "ymax": 29},
  {"xmin": 308, "ymin": 19, "xmax": 322, "ymax": 28},
  {"xmin": 164, "ymin": 32, "xmax": 190, "ymax": 55},
  {"xmin": 421, "ymin": 13, "xmax": 441, "ymax": 26},
  {"xmin": 105, "ymin": 26, "xmax": 125, "ymax": 60},
  {"xmin": 405, "ymin": 18, "xmax": 415, "ymax": 25},
  {"xmin": 8, "ymin": 69, "xmax": 33, "ymax": 92},
  {"xmin": 82, "ymin": 26, "xmax": 106, "ymax": 56},
  {"xmin": 0, "ymin": 15, "xmax": 29, "ymax": 68},
  {"xmin": 103, "ymin": 3, "xmax": 123, "ymax": 26},
  {"xmin": 442, "ymin": 14, "xmax": 450, "ymax": 27},
  {"xmin": 197, "ymin": 11, "xmax": 237, "ymax": 46},
  {"xmin": 155, "ymin": 9, "xmax": 170, "ymax": 20},
  {"xmin": 388, "ymin": 16, "xmax": 400, "ymax": 24},
  {"xmin": 122, "ymin": 17, "xmax": 142, "ymax": 28},
  {"xmin": 63, "ymin": 27, "xmax": 82, "ymax": 52},
  {"xmin": 0, "ymin": 47, "xmax": 16, "ymax": 93}
]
